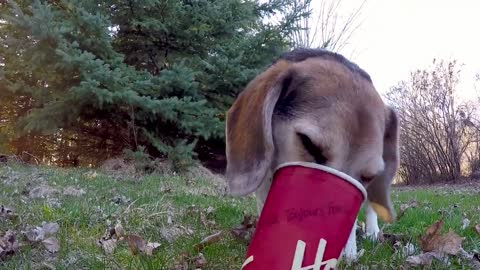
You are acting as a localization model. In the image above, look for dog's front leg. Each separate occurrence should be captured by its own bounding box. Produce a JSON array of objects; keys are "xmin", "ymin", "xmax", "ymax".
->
[
  {"xmin": 342, "ymin": 217, "xmax": 358, "ymax": 263},
  {"xmin": 365, "ymin": 202, "xmax": 380, "ymax": 240}
]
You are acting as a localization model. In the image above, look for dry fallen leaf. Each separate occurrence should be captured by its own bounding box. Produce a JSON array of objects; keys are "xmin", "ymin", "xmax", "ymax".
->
[
  {"xmin": 403, "ymin": 242, "xmax": 416, "ymax": 256},
  {"xmin": 458, "ymin": 248, "xmax": 480, "ymax": 269},
  {"xmin": 205, "ymin": 206, "xmax": 215, "ymax": 215},
  {"xmin": 173, "ymin": 251, "xmax": 208, "ymax": 270},
  {"xmin": 194, "ymin": 231, "xmax": 223, "ymax": 251},
  {"xmin": 42, "ymin": 237, "xmax": 59, "ymax": 253},
  {"xmin": 42, "ymin": 222, "xmax": 59, "ymax": 235},
  {"xmin": 0, "ymin": 230, "xmax": 19, "ymax": 261},
  {"xmin": 461, "ymin": 218, "xmax": 470, "ymax": 230},
  {"xmin": 400, "ymin": 199, "xmax": 418, "ymax": 211},
  {"xmin": 97, "ymin": 225, "xmax": 121, "ymax": 254},
  {"xmin": 379, "ymin": 233, "xmax": 410, "ymax": 247},
  {"xmin": 194, "ymin": 253, "xmax": 208, "ymax": 268},
  {"xmin": 419, "ymin": 219, "xmax": 463, "ymax": 255},
  {"xmin": 475, "ymin": 224, "xmax": 480, "ymax": 235},
  {"xmin": 174, "ymin": 253, "xmax": 190, "ymax": 270},
  {"xmin": 0, "ymin": 205, "xmax": 17, "ymax": 220},
  {"xmin": 28, "ymin": 185, "xmax": 59, "ymax": 199},
  {"xmin": 99, "ymin": 239, "xmax": 117, "ymax": 254},
  {"xmin": 126, "ymin": 234, "xmax": 160, "ymax": 256},
  {"xmin": 474, "ymin": 253, "xmax": 480, "ymax": 268},
  {"xmin": 160, "ymin": 186, "xmax": 172, "ymax": 193},
  {"xmin": 23, "ymin": 222, "xmax": 59, "ymax": 242},
  {"xmin": 145, "ymin": 242, "xmax": 161, "ymax": 256},
  {"xmin": 114, "ymin": 223, "xmax": 124, "ymax": 238},
  {"xmin": 63, "ymin": 187, "xmax": 86, "ymax": 197},
  {"xmin": 397, "ymin": 199, "xmax": 418, "ymax": 219},
  {"xmin": 160, "ymin": 225, "xmax": 193, "ymax": 243},
  {"xmin": 199, "ymin": 212, "xmax": 216, "ymax": 228},
  {"xmin": 230, "ymin": 213, "xmax": 258, "ymax": 244},
  {"xmin": 127, "ymin": 234, "xmax": 146, "ymax": 255},
  {"xmin": 112, "ymin": 194, "xmax": 131, "ymax": 205},
  {"xmin": 406, "ymin": 251, "xmax": 444, "ymax": 266}
]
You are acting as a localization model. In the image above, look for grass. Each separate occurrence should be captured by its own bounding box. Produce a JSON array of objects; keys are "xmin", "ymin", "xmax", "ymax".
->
[{"xmin": 1, "ymin": 162, "xmax": 479, "ymax": 269}]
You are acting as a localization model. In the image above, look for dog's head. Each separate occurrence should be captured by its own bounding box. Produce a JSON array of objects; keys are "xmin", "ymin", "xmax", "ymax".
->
[{"xmin": 225, "ymin": 48, "xmax": 399, "ymax": 223}]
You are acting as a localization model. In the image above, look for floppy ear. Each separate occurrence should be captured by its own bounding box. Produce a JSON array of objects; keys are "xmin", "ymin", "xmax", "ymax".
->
[
  {"xmin": 225, "ymin": 60, "xmax": 292, "ymax": 196},
  {"xmin": 367, "ymin": 107, "xmax": 400, "ymax": 223}
]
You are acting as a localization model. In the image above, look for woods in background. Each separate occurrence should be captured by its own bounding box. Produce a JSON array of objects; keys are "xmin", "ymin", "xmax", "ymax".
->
[
  {"xmin": 2, "ymin": 1, "xmax": 480, "ymax": 184},
  {"xmin": 0, "ymin": 0, "xmax": 310, "ymax": 169}
]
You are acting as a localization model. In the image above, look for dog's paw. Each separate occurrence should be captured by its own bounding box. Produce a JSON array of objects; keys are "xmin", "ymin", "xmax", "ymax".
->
[
  {"xmin": 365, "ymin": 223, "xmax": 381, "ymax": 241},
  {"xmin": 342, "ymin": 247, "xmax": 366, "ymax": 264},
  {"xmin": 343, "ymin": 246, "xmax": 358, "ymax": 264},
  {"xmin": 342, "ymin": 238, "xmax": 358, "ymax": 263}
]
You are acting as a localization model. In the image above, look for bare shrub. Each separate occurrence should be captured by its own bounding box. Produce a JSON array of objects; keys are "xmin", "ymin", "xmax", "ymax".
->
[{"xmin": 386, "ymin": 59, "xmax": 479, "ymax": 184}]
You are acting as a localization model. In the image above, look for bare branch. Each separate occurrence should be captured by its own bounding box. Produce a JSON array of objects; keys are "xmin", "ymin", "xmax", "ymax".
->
[{"xmin": 289, "ymin": 0, "xmax": 367, "ymax": 53}]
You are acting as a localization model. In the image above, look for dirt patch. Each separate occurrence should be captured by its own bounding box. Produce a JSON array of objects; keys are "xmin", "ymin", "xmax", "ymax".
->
[
  {"xmin": 28, "ymin": 185, "xmax": 60, "ymax": 199},
  {"xmin": 393, "ymin": 180, "xmax": 480, "ymax": 193},
  {"xmin": 62, "ymin": 187, "xmax": 86, "ymax": 197},
  {"xmin": 101, "ymin": 157, "xmax": 226, "ymax": 184},
  {"xmin": 160, "ymin": 225, "xmax": 194, "ymax": 243},
  {"xmin": 182, "ymin": 164, "xmax": 226, "ymax": 188},
  {"xmin": 100, "ymin": 157, "xmax": 136, "ymax": 178}
]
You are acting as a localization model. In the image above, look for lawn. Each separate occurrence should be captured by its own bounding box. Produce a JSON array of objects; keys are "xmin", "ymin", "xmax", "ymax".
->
[{"xmin": 0, "ymin": 162, "xmax": 479, "ymax": 269}]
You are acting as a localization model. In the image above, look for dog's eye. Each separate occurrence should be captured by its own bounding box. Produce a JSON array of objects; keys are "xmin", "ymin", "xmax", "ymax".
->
[{"xmin": 298, "ymin": 133, "xmax": 327, "ymax": 165}]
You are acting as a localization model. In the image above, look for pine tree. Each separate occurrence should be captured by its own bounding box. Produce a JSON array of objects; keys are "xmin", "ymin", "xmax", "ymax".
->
[{"xmin": 0, "ymin": 0, "xmax": 308, "ymax": 168}]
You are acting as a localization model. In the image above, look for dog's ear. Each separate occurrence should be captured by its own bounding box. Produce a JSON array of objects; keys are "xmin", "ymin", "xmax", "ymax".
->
[
  {"xmin": 367, "ymin": 107, "xmax": 400, "ymax": 223},
  {"xmin": 225, "ymin": 60, "xmax": 292, "ymax": 196}
]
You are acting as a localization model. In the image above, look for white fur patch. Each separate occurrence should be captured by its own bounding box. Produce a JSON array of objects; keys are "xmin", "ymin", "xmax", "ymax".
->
[
  {"xmin": 343, "ymin": 219, "xmax": 358, "ymax": 263},
  {"xmin": 365, "ymin": 202, "xmax": 380, "ymax": 240}
]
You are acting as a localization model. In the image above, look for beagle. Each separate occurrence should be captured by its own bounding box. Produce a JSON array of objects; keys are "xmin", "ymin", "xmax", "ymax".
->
[{"xmin": 225, "ymin": 48, "xmax": 399, "ymax": 262}]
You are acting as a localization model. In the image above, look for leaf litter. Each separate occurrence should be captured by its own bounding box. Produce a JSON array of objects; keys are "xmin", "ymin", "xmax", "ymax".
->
[
  {"xmin": 97, "ymin": 222, "xmax": 160, "ymax": 256},
  {"xmin": 406, "ymin": 218, "xmax": 479, "ymax": 267},
  {"xmin": 22, "ymin": 221, "xmax": 60, "ymax": 253},
  {"xmin": 194, "ymin": 231, "xmax": 223, "ymax": 251},
  {"xmin": 0, "ymin": 230, "xmax": 19, "ymax": 261},
  {"xmin": 0, "ymin": 205, "xmax": 17, "ymax": 220},
  {"xmin": 28, "ymin": 185, "xmax": 59, "ymax": 199},
  {"xmin": 397, "ymin": 199, "xmax": 418, "ymax": 220},
  {"xmin": 419, "ymin": 219, "xmax": 462, "ymax": 255},
  {"xmin": 461, "ymin": 218, "xmax": 470, "ymax": 230},
  {"xmin": 97, "ymin": 224, "xmax": 121, "ymax": 254},
  {"xmin": 62, "ymin": 186, "xmax": 86, "ymax": 197},
  {"xmin": 194, "ymin": 253, "xmax": 208, "ymax": 268},
  {"xmin": 173, "ymin": 213, "xmax": 258, "ymax": 269},
  {"xmin": 230, "ymin": 213, "xmax": 258, "ymax": 243},
  {"xmin": 42, "ymin": 237, "xmax": 59, "ymax": 253},
  {"xmin": 160, "ymin": 225, "xmax": 194, "ymax": 243}
]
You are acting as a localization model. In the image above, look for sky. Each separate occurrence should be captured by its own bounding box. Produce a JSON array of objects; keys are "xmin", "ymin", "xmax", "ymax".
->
[{"xmin": 321, "ymin": 0, "xmax": 480, "ymax": 100}]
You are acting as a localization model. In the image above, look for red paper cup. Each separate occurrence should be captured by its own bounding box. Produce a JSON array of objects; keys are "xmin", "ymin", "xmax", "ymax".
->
[{"xmin": 241, "ymin": 162, "xmax": 367, "ymax": 270}]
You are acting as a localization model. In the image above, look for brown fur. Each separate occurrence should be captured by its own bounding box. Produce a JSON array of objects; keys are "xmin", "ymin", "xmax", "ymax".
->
[{"xmin": 226, "ymin": 60, "xmax": 292, "ymax": 195}]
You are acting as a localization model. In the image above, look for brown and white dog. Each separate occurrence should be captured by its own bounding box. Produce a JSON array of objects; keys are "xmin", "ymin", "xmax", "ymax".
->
[{"xmin": 225, "ymin": 48, "xmax": 399, "ymax": 261}]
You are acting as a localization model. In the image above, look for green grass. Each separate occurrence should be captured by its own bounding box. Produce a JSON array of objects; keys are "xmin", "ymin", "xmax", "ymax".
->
[{"xmin": 1, "ymin": 163, "xmax": 479, "ymax": 269}]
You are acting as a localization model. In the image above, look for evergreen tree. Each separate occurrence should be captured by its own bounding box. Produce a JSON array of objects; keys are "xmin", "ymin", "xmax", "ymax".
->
[{"xmin": 0, "ymin": 0, "xmax": 308, "ymax": 168}]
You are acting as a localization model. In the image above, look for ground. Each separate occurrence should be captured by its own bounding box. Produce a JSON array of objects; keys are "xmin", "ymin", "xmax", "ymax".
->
[{"xmin": 0, "ymin": 162, "xmax": 479, "ymax": 269}]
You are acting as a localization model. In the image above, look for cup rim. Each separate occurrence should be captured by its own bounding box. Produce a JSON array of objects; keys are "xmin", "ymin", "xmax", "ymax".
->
[{"xmin": 274, "ymin": 161, "xmax": 368, "ymax": 202}]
